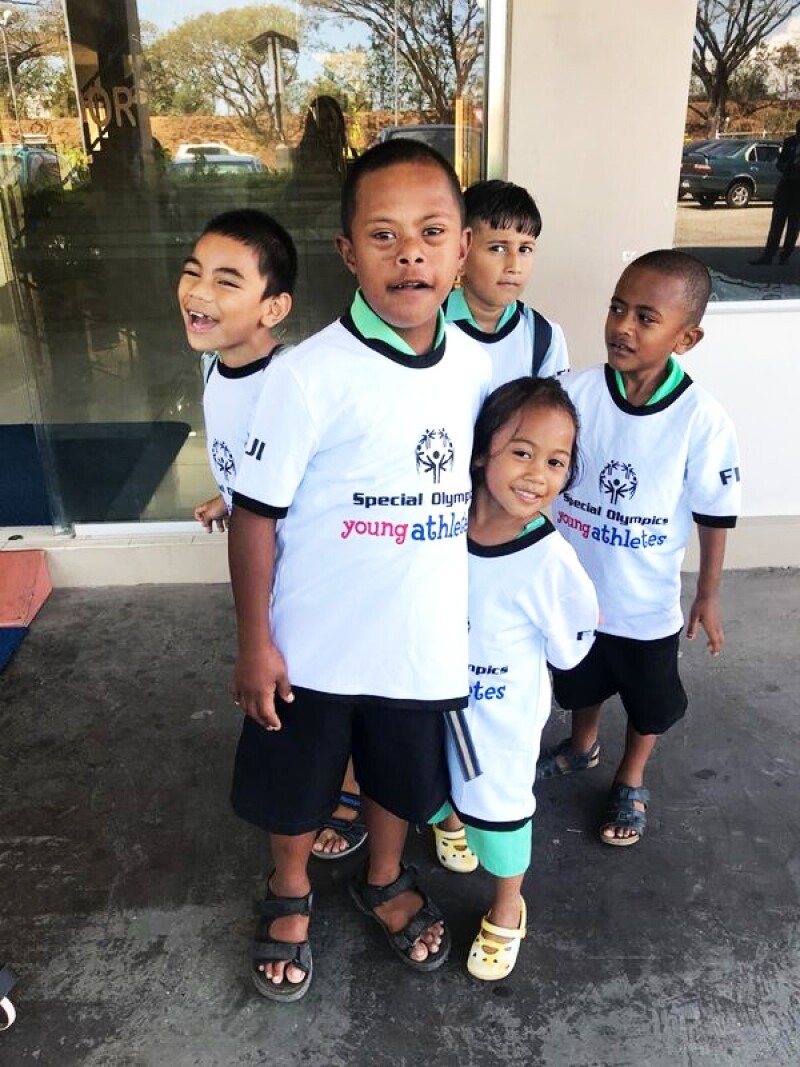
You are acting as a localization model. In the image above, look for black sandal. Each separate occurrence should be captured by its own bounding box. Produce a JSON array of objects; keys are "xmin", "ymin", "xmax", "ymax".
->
[
  {"xmin": 251, "ymin": 880, "xmax": 313, "ymax": 1002},
  {"xmin": 0, "ymin": 963, "xmax": 17, "ymax": 1031},
  {"xmin": 349, "ymin": 862, "xmax": 450, "ymax": 972},
  {"xmin": 536, "ymin": 738, "xmax": 600, "ymax": 780},
  {"xmin": 601, "ymin": 783, "xmax": 650, "ymax": 847},
  {"xmin": 311, "ymin": 790, "xmax": 368, "ymax": 862}
]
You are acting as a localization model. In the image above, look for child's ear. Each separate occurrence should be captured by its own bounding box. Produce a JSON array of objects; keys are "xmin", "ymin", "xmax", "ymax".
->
[
  {"xmin": 335, "ymin": 234, "xmax": 358, "ymax": 275},
  {"xmin": 456, "ymin": 226, "xmax": 472, "ymax": 275},
  {"xmin": 259, "ymin": 292, "xmax": 292, "ymax": 328},
  {"xmin": 674, "ymin": 324, "xmax": 704, "ymax": 356}
]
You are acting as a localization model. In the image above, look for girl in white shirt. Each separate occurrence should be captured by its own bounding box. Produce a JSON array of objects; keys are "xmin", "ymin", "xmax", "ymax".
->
[{"xmin": 432, "ymin": 377, "xmax": 598, "ymax": 981}]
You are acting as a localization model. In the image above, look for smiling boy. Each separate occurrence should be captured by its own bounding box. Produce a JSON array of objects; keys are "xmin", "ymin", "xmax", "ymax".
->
[
  {"xmin": 540, "ymin": 250, "xmax": 741, "ymax": 848},
  {"xmin": 178, "ymin": 209, "xmax": 295, "ymax": 530},
  {"xmin": 227, "ymin": 139, "xmax": 491, "ymax": 1001},
  {"xmin": 444, "ymin": 180, "xmax": 569, "ymax": 389}
]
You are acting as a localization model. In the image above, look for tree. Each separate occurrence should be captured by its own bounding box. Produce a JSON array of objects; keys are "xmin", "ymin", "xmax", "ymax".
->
[
  {"xmin": 694, "ymin": 0, "xmax": 800, "ymax": 135},
  {"xmin": 0, "ymin": 1, "xmax": 76, "ymax": 134},
  {"xmin": 307, "ymin": 0, "xmax": 484, "ymax": 121},
  {"xmin": 142, "ymin": 5, "xmax": 301, "ymax": 141},
  {"xmin": 771, "ymin": 40, "xmax": 800, "ymax": 101},
  {"xmin": 0, "ymin": 0, "xmax": 66, "ymax": 77},
  {"xmin": 302, "ymin": 45, "xmax": 372, "ymax": 111},
  {"xmin": 363, "ymin": 31, "xmax": 429, "ymax": 113},
  {"xmin": 728, "ymin": 42, "xmax": 772, "ymax": 116}
]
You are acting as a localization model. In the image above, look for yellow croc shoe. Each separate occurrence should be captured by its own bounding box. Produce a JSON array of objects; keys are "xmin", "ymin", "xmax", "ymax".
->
[
  {"xmin": 467, "ymin": 900, "xmax": 527, "ymax": 981},
  {"xmin": 433, "ymin": 825, "xmax": 478, "ymax": 873}
]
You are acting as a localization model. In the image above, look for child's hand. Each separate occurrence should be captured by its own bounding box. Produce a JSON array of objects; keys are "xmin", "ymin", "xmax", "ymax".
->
[
  {"xmin": 193, "ymin": 494, "xmax": 228, "ymax": 532},
  {"xmin": 231, "ymin": 643, "xmax": 294, "ymax": 731},
  {"xmin": 686, "ymin": 593, "xmax": 724, "ymax": 656}
]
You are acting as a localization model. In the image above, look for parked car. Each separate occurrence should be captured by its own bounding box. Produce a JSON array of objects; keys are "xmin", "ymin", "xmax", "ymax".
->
[
  {"xmin": 174, "ymin": 142, "xmax": 244, "ymax": 160},
  {"xmin": 677, "ymin": 139, "xmax": 722, "ymax": 198},
  {"xmin": 680, "ymin": 137, "xmax": 782, "ymax": 208},
  {"xmin": 170, "ymin": 153, "xmax": 266, "ymax": 176}
]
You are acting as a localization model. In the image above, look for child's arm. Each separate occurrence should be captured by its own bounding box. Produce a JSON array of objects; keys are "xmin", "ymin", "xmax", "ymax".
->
[
  {"xmin": 686, "ymin": 525, "xmax": 728, "ymax": 656},
  {"xmin": 193, "ymin": 494, "xmax": 228, "ymax": 532},
  {"xmin": 228, "ymin": 509, "xmax": 293, "ymax": 730}
]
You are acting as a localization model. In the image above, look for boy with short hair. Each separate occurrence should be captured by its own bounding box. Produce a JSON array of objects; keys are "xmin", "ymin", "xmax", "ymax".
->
[
  {"xmin": 540, "ymin": 249, "xmax": 741, "ymax": 847},
  {"xmin": 228, "ymin": 139, "xmax": 492, "ymax": 1001},
  {"xmin": 180, "ymin": 209, "xmax": 366, "ymax": 859},
  {"xmin": 444, "ymin": 179, "xmax": 568, "ymax": 388},
  {"xmin": 178, "ymin": 208, "xmax": 296, "ymax": 531}
]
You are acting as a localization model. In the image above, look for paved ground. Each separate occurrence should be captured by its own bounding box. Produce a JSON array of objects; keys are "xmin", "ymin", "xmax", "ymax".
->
[
  {"xmin": 1, "ymin": 570, "xmax": 799, "ymax": 1067},
  {"xmin": 674, "ymin": 200, "xmax": 800, "ymax": 294}
]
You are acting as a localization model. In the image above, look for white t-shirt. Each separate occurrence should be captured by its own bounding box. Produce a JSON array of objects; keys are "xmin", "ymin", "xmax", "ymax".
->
[
  {"xmin": 202, "ymin": 348, "xmax": 284, "ymax": 511},
  {"xmin": 445, "ymin": 296, "xmax": 569, "ymax": 391},
  {"xmin": 447, "ymin": 520, "xmax": 598, "ymax": 826},
  {"xmin": 234, "ymin": 316, "xmax": 492, "ymax": 708},
  {"xmin": 554, "ymin": 364, "xmax": 741, "ymax": 640}
]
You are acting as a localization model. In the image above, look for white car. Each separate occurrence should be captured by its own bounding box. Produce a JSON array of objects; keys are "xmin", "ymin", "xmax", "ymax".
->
[
  {"xmin": 174, "ymin": 142, "xmax": 244, "ymax": 160},
  {"xmin": 170, "ymin": 153, "xmax": 266, "ymax": 175}
]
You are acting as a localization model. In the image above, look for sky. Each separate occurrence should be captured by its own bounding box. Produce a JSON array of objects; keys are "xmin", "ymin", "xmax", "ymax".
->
[{"xmin": 767, "ymin": 13, "xmax": 800, "ymax": 49}]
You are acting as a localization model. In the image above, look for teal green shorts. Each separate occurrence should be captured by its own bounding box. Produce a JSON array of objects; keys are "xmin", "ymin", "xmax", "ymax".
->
[{"xmin": 430, "ymin": 802, "xmax": 532, "ymax": 878}]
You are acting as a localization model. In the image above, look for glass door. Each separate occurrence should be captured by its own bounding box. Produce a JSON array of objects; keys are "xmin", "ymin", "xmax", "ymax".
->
[{"xmin": 0, "ymin": 0, "xmax": 489, "ymax": 528}]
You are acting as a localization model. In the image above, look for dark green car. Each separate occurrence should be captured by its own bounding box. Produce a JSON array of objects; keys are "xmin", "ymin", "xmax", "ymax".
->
[{"xmin": 680, "ymin": 137, "xmax": 782, "ymax": 208}]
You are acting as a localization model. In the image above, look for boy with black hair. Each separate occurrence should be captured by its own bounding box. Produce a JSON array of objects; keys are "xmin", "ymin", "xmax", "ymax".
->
[
  {"xmin": 540, "ymin": 249, "xmax": 741, "ymax": 848},
  {"xmin": 179, "ymin": 208, "xmax": 296, "ymax": 531},
  {"xmin": 181, "ymin": 209, "xmax": 368, "ymax": 859},
  {"xmin": 444, "ymin": 179, "xmax": 569, "ymax": 388},
  {"xmin": 228, "ymin": 138, "xmax": 491, "ymax": 1000}
]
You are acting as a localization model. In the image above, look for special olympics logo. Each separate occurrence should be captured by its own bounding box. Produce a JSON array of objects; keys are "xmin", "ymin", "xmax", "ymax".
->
[
  {"xmin": 415, "ymin": 428, "xmax": 454, "ymax": 484},
  {"xmin": 599, "ymin": 460, "xmax": 637, "ymax": 505},
  {"xmin": 212, "ymin": 440, "xmax": 235, "ymax": 479}
]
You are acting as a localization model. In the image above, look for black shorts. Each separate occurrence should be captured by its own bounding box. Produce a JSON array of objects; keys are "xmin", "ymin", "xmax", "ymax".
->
[
  {"xmin": 551, "ymin": 630, "xmax": 687, "ymax": 736},
  {"xmin": 230, "ymin": 690, "xmax": 450, "ymax": 835}
]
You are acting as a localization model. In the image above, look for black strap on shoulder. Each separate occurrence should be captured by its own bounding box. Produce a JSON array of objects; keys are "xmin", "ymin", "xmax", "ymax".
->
[{"xmin": 530, "ymin": 308, "xmax": 553, "ymax": 377}]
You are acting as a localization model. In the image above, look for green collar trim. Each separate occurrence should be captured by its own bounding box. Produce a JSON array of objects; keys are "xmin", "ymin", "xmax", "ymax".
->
[
  {"xmin": 515, "ymin": 514, "xmax": 545, "ymax": 539},
  {"xmin": 350, "ymin": 289, "xmax": 444, "ymax": 356},
  {"xmin": 445, "ymin": 287, "xmax": 516, "ymax": 334},
  {"xmin": 613, "ymin": 356, "xmax": 684, "ymax": 406}
]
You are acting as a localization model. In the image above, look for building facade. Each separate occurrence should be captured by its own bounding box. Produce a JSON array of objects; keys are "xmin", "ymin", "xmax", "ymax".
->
[{"xmin": 0, "ymin": 0, "xmax": 796, "ymax": 580}]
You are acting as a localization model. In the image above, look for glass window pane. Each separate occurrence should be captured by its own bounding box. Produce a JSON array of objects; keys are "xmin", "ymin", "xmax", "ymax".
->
[
  {"xmin": 674, "ymin": 2, "xmax": 800, "ymax": 302},
  {"xmin": 0, "ymin": 0, "xmax": 486, "ymax": 528}
]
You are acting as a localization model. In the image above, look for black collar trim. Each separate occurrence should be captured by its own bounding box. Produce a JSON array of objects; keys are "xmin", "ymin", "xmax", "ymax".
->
[
  {"xmin": 446, "ymin": 298, "xmax": 523, "ymax": 344},
  {"xmin": 340, "ymin": 311, "xmax": 446, "ymax": 368},
  {"xmin": 604, "ymin": 362, "xmax": 693, "ymax": 415},
  {"xmin": 468, "ymin": 515, "xmax": 554, "ymax": 557},
  {"xmin": 216, "ymin": 344, "xmax": 282, "ymax": 379}
]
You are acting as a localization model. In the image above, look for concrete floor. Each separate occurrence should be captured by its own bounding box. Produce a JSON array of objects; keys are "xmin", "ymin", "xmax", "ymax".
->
[{"xmin": 1, "ymin": 569, "xmax": 798, "ymax": 1067}]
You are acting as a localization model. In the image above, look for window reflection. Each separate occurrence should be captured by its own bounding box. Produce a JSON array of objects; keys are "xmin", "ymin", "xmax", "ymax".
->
[
  {"xmin": 675, "ymin": 1, "xmax": 800, "ymax": 301},
  {"xmin": 0, "ymin": 0, "xmax": 486, "ymax": 527}
]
